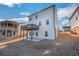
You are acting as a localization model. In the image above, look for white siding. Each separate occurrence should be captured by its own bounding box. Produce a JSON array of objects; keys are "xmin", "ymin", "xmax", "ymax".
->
[
  {"xmin": 28, "ymin": 6, "xmax": 57, "ymax": 41},
  {"xmin": 71, "ymin": 11, "xmax": 79, "ymax": 30}
]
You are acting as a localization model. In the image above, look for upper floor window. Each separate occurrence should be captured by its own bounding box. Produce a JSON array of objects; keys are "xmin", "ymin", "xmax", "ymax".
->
[
  {"xmin": 36, "ymin": 32, "xmax": 38, "ymax": 36},
  {"xmin": 29, "ymin": 17, "xmax": 31, "ymax": 21},
  {"xmin": 45, "ymin": 31, "xmax": 48, "ymax": 37},
  {"xmin": 0, "ymin": 30, "xmax": 2, "ymax": 32},
  {"xmin": 35, "ymin": 15, "xmax": 38, "ymax": 19},
  {"xmin": 78, "ymin": 10, "xmax": 79, "ymax": 15},
  {"xmin": 39, "ymin": 21, "xmax": 41, "ymax": 26},
  {"xmin": 46, "ymin": 20, "xmax": 49, "ymax": 25},
  {"xmin": 76, "ymin": 15, "xmax": 78, "ymax": 20},
  {"xmin": 29, "ymin": 32, "xmax": 31, "ymax": 36}
]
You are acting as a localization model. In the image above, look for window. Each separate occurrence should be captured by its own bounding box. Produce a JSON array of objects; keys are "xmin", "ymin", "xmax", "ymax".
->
[
  {"xmin": 36, "ymin": 32, "xmax": 38, "ymax": 36},
  {"xmin": 46, "ymin": 20, "xmax": 49, "ymax": 25},
  {"xmin": 35, "ymin": 15, "xmax": 38, "ymax": 19},
  {"xmin": 45, "ymin": 31, "xmax": 48, "ymax": 37},
  {"xmin": 29, "ymin": 17, "xmax": 31, "ymax": 21},
  {"xmin": 13, "ymin": 32, "xmax": 16, "ymax": 36},
  {"xmin": 76, "ymin": 15, "xmax": 78, "ymax": 20},
  {"xmin": 29, "ymin": 32, "xmax": 32, "ymax": 36},
  {"xmin": 0, "ymin": 30, "xmax": 2, "ymax": 32},
  {"xmin": 78, "ymin": 10, "xmax": 79, "ymax": 15},
  {"xmin": 39, "ymin": 21, "xmax": 41, "ymax": 26}
]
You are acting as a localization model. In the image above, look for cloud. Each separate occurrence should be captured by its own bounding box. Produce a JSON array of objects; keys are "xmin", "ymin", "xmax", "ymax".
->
[
  {"xmin": 0, "ymin": 0, "xmax": 23, "ymax": 8},
  {"xmin": 58, "ymin": 4, "xmax": 78, "ymax": 30},
  {"xmin": 58, "ymin": 4, "xmax": 78, "ymax": 19},
  {"xmin": 0, "ymin": 19, "xmax": 5, "ymax": 21},
  {"xmin": 8, "ymin": 17, "xmax": 28, "ymax": 23},
  {"xmin": 0, "ymin": 3, "xmax": 22, "ymax": 8},
  {"xmin": 20, "ymin": 12, "xmax": 31, "ymax": 16},
  {"xmin": 61, "ymin": 19, "xmax": 70, "ymax": 26},
  {"xmin": 0, "ymin": 17, "xmax": 28, "ymax": 23}
]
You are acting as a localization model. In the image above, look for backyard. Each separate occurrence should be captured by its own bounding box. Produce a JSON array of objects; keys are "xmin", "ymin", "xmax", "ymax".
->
[{"xmin": 0, "ymin": 32, "xmax": 79, "ymax": 56}]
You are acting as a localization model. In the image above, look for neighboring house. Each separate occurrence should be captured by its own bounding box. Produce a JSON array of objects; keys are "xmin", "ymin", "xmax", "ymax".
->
[
  {"xmin": 70, "ymin": 5, "xmax": 79, "ymax": 34},
  {"xmin": 0, "ymin": 20, "xmax": 19, "ymax": 38},
  {"xmin": 0, "ymin": 20, "xmax": 27, "ymax": 38},
  {"xmin": 27, "ymin": 5, "xmax": 58, "ymax": 41},
  {"xmin": 62, "ymin": 26, "xmax": 71, "ymax": 32}
]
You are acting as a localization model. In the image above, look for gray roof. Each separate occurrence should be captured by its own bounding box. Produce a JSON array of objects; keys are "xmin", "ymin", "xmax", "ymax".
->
[{"xmin": 0, "ymin": 20, "xmax": 19, "ymax": 25}]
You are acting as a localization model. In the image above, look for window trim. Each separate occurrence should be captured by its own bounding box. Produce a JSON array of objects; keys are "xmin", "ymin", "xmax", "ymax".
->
[
  {"xmin": 45, "ymin": 31, "xmax": 48, "ymax": 37},
  {"xmin": 35, "ymin": 15, "xmax": 38, "ymax": 19},
  {"xmin": 78, "ymin": 10, "xmax": 79, "ymax": 15},
  {"xmin": 39, "ymin": 21, "xmax": 41, "ymax": 26},
  {"xmin": 76, "ymin": 15, "xmax": 78, "ymax": 20},
  {"xmin": 46, "ymin": 19, "xmax": 49, "ymax": 25},
  {"xmin": 29, "ymin": 17, "xmax": 31, "ymax": 21},
  {"xmin": 36, "ymin": 32, "xmax": 38, "ymax": 36}
]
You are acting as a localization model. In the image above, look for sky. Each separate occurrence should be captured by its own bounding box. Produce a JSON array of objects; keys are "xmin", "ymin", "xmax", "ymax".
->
[{"xmin": 0, "ymin": 3, "xmax": 78, "ymax": 30}]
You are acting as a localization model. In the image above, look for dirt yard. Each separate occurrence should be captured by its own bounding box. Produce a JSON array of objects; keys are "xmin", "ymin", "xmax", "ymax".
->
[{"xmin": 0, "ymin": 32, "xmax": 79, "ymax": 56}]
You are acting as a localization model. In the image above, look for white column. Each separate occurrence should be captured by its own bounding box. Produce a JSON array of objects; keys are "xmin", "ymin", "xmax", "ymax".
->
[
  {"xmin": 12, "ymin": 30, "xmax": 14, "ymax": 37},
  {"xmin": 11, "ymin": 24, "xmax": 14, "ymax": 37},
  {"xmin": 18, "ymin": 24, "xmax": 21, "ymax": 36},
  {"xmin": 1, "ymin": 30, "xmax": 3, "ymax": 38},
  {"xmin": 5, "ymin": 30, "xmax": 7, "ymax": 38},
  {"xmin": 4, "ymin": 22, "xmax": 7, "ymax": 38},
  {"xmin": 5, "ymin": 21, "xmax": 8, "ymax": 37},
  {"xmin": 2, "ymin": 30, "xmax": 3, "ymax": 38}
]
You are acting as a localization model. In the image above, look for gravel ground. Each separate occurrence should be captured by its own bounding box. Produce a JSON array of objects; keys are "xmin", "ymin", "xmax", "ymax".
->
[{"xmin": 0, "ymin": 39, "xmax": 79, "ymax": 56}]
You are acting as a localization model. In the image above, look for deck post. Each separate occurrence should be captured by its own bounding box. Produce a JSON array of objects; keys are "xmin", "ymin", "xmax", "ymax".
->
[
  {"xmin": 23, "ymin": 29, "xmax": 25, "ymax": 38},
  {"xmin": 27, "ymin": 30, "xmax": 28, "ymax": 39}
]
